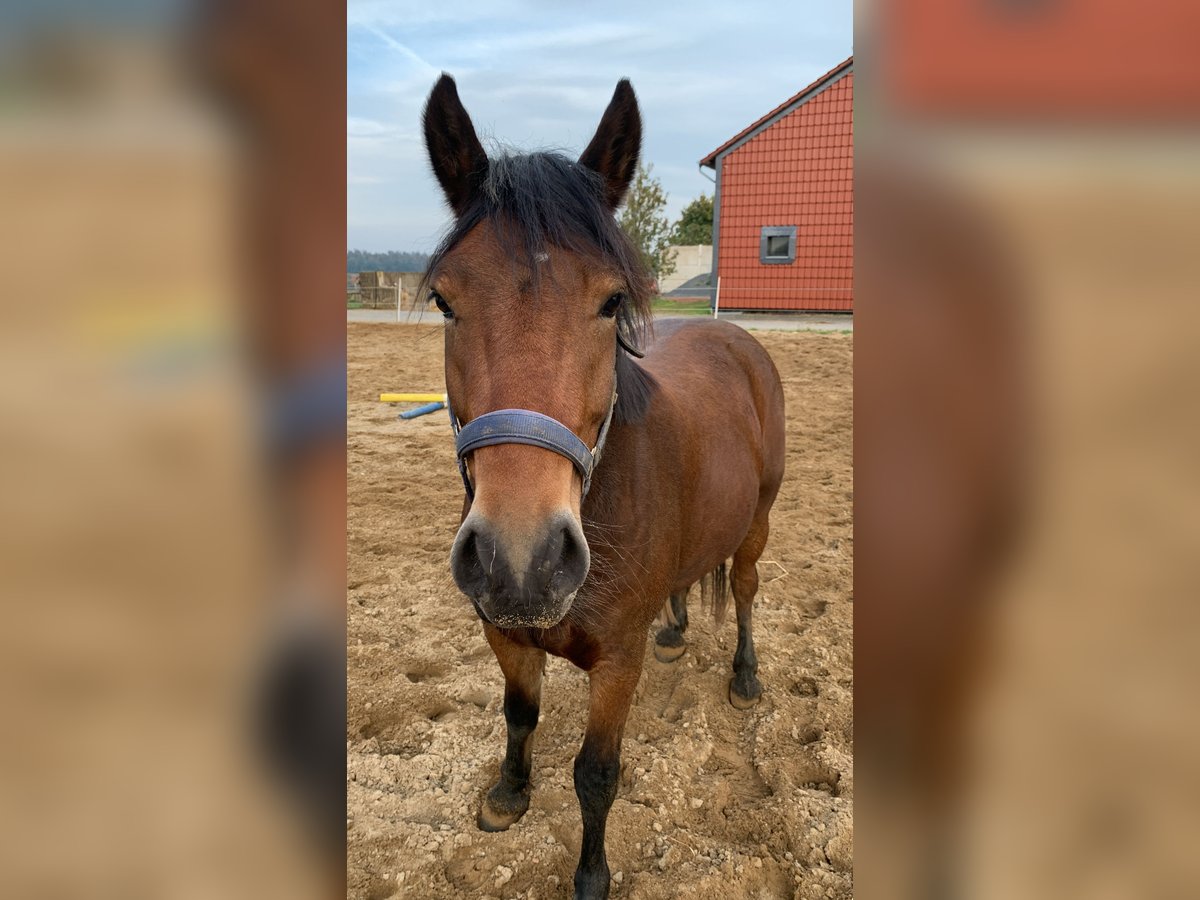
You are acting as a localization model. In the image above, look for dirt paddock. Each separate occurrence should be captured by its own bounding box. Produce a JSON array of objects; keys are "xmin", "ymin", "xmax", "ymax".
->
[{"xmin": 347, "ymin": 322, "xmax": 853, "ymax": 899}]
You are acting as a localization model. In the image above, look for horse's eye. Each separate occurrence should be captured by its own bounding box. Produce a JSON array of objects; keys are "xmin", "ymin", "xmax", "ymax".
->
[
  {"xmin": 430, "ymin": 291, "xmax": 453, "ymax": 319},
  {"xmin": 600, "ymin": 292, "xmax": 624, "ymax": 319}
]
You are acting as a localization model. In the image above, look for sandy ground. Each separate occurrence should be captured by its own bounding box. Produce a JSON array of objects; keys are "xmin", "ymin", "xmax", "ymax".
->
[{"xmin": 347, "ymin": 323, "xmax": 853, "ymax": 899}]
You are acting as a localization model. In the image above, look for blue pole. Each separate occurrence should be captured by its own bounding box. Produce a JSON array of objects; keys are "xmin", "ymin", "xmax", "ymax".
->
[{"xmin": 399, "ymin": 401, "xmax": 447, "ymax": 420}]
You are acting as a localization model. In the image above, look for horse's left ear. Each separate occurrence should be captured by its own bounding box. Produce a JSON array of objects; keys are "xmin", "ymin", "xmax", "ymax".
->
[{"xmin": 579, "ymin": 79, "xmax": 642, "ymax": 210}]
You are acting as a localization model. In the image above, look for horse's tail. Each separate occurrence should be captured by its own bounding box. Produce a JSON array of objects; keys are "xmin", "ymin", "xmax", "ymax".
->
[{"xmin": 699, "ymin": 562, "xmax": 729, "ymax": 626}]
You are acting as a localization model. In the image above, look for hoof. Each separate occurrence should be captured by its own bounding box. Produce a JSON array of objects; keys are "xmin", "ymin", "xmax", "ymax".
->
[
  {"xmin": 478, "ymin": 801, "xmax": 524, "ymax": 832},
  {"xmin": 653, "ymin": 642, "xmax": 686, "ymax": 663},
  {"xmin": 477, "ymin": 787, "xmax": 529, "ymax": 832},
  {"xmin": 573, "ymin": 864, "xmax": 611, "ymax": 899},
  {"xmin": 728, "ymin": 679, "xmax": 762, "ymax": 710}
]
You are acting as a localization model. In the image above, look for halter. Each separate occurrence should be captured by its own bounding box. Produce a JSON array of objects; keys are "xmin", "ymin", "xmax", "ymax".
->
[
  {"xmin": 447, "ymin": 332, "xmax": 641, "ymax": 501},
  {"xmin": 448, "ymin": 385, "xmax": 617, "ymax": 501}
]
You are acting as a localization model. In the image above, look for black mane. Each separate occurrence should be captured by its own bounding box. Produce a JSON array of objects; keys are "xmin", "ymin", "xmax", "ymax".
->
[{"xmin": 422, "ymin": 151, "xmax": 656, "ymax": 423}]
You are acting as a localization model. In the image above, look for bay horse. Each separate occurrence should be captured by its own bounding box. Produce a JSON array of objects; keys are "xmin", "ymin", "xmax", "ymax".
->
[{"xmin": 421, "ymin": 74, "xmax": 785, "ymax": 899}]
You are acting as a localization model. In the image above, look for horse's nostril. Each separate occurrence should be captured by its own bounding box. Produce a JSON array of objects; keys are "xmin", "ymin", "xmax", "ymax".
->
[
  {"xmin": 547, "ymin": 518, "xmax": 589, "ymax": 597},
  {"xmin": 451, "ymin": 521, "xmax": 491, "ymax": 600}
]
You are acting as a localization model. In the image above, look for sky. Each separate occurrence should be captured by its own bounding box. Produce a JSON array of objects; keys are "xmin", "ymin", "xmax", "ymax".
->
[{"xmin": 347, "ymin": 1, "xmax": 853, "ymax": 253}]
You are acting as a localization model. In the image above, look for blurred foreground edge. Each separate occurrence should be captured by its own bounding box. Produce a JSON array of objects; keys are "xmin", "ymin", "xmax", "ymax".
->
[
  {"xmin": 857, "ymin": 2, "xmax": 1200, "ymax": 897},
  {"xmin": 0, "ymin": 1, "xmax": 345, "ymax": 898}
]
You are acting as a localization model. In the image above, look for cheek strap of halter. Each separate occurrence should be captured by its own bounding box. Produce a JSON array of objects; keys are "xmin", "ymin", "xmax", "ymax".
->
[
  {"xmin": 617, "ymin": 329, "xmax": 644, "ymax": 358},
  {"xmin": 448, "ymin": 382, "xmax": 618, "ymax": 501}
]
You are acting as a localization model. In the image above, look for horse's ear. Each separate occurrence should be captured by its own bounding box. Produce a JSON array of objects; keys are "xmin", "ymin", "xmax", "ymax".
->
[
  {"xmin": 579, "ymin": 79, "xmax": 642, "ymax": 210},
  {"xmin": 423, "ymin": 73, "xmax": 488, "ymax": 216}
]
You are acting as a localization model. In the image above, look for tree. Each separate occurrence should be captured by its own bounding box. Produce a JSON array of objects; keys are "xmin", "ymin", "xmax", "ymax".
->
[
  {"xmin": 347, "ymin": 249, "xmax": 430, "ymax": 273},
  {"xmin": 617, "ymin": 164, "xmax": 676, "ymax": 286},
  {"xmin": 670, "ymin": 194, "xmax": 713, "ymax": 246}
]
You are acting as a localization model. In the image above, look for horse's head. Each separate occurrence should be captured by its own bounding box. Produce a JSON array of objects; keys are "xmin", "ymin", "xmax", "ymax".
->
[{"xmin": 422, "ymin": 74, "xmax": 648, "ymax": 629}]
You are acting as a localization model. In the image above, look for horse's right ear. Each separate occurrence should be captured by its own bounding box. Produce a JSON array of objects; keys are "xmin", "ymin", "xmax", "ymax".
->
[
  {"xmin": 423, "ymin": 74, "xmax": 488, "ymax": 216},
  {"xmin": 579, "ymin": 79, "xmax": 642, "ymax": 210}
]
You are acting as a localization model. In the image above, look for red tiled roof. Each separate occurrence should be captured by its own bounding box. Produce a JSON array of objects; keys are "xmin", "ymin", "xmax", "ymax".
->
[{"xmin": 700, "ymin": 56, "xmax": 853, "ymax": 168}]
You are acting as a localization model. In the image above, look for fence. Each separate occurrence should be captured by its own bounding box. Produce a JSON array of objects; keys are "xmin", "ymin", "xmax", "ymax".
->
[{"xmin": 348, "ymin": 271, "xmax": 427, "ymax": 310}]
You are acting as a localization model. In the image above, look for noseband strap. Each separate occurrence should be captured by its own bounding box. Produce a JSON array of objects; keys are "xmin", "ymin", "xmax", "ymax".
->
[{"xmin": 449, "ymin": 385, "xmax": 617, "ymax": 501}]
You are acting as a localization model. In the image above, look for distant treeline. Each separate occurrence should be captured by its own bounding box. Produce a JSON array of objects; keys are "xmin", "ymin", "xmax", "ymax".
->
[{"xmin": 347, "ymin": 249, "xmax": 430, "ymax": 273}]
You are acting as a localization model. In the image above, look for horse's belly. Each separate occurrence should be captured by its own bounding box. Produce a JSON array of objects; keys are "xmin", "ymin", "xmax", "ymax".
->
[
  {"xmin": 671, "ymin": 451, "xmax": 761, "ymax": 590},
  {"xmin": 644, "ymin": 318, "xmax": 784, "ymax": 594}
]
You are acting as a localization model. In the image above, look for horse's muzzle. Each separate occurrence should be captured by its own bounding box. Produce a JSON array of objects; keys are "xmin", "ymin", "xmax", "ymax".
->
[{"xmin": 450, "ymin": 510, "xmax": 590, "ymax": 628}]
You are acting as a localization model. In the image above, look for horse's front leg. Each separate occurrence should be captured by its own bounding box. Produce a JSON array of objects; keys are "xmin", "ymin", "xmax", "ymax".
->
[
  {"xmin": 479, "ymin": 625, "xmax": 545, "ymax": 831},
  {"xmin": 573, "ymin": 655, "xmax": 641, "ymax": 900}
]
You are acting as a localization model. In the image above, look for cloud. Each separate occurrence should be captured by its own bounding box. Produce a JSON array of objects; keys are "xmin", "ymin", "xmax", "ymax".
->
[
  {"xmin": 361, "ymin": 25, "xmax": 439, "ymax": 77},
  {"xmin": 347, "ymin": 2, "xmax": 852, "ymax": 251},
  {"xmin": 347, "ymin": 116, "xmax": 397, "ymax": 138}
]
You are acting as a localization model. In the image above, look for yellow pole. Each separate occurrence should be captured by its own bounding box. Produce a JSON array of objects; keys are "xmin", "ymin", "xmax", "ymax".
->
[{"xmin": 380, "ymin": 392, "xmax": 446, "ymax": 403}]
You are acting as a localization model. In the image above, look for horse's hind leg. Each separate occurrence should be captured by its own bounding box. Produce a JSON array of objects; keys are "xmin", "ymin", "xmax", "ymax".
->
[
  {"xmin": 653, "ymin": 591, "xmax": 689, "ymax": 663},
  {"xmin": 729, "ymin": 518, "xmax": 768, "ymax": 709},
  {"xmin": 479, "ymin": 625, "xmax": 545, "ymax": 831}
]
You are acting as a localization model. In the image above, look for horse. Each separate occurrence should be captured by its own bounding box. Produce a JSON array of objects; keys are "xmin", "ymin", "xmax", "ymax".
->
[{"xmin": 421, "ymin": 74, "xmax": 786, "ymax": 899}]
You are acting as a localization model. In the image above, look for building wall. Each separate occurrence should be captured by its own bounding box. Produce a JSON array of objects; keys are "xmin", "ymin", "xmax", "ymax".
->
[
  {"xmin": 659, "ymin": 244, "xmax": 713, "ymax": 293},
  {"xmin": 716, "ymin": 72, "xmax": 853, "ymax": 311}
]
